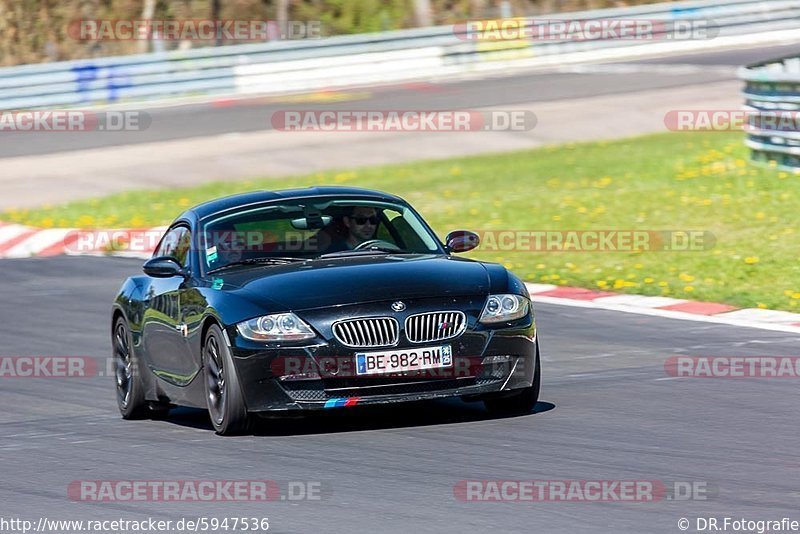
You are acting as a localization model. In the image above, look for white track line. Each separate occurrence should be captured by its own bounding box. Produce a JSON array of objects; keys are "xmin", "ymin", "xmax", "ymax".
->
[{"xmin": 530, "ymin": 294, "xmax": 800, "ymax": 334}]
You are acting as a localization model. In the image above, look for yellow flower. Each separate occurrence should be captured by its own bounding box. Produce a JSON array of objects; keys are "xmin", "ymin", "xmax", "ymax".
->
[
  {"xmin": 644, "ymin": 277, "xmax": 654, "ymax": 283},
  {"xmin": 684, "ymin": 286, "xmax": 694, "ymax": 292},
  {"xmin": 744, "ymin": 256, "xmax": 759, "ymax": 265},
  {"xmin": 334, "ymin": 172, "xmax": 354, "ymax": 183},
  {"xmin": 679, "ymin": 273, "xmax": 695, "ymax": 282},
  {"xmin": 76, "ymin": 214, "xmax": 95, "ymax": 228},
  {"xmin": 757, "ymin": 303, "xmax": 767, "ymax": 309}
]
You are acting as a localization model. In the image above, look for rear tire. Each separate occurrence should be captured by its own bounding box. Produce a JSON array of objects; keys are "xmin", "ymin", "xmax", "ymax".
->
[
  {"xmin": 114, "ymin": 317, "xmax": 173, "ymax": 420},
  {"xmin": 483, "ymin": 346, "xmax": 541, "ymax": 416},
  {"xmin": 114, "ymin": 317, "xmax": 147, "ymax": 419},
  {"xmin": 203, "ymin": 324, "xmax": 250, "ymax": 435}
]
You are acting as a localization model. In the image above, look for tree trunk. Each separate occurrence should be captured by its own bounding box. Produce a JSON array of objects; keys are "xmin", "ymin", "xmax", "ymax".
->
[
  {"xmin": 277, "ymin": 0, "xmax": 289, "ymax": 40},
  {"xmin": 413, "ymin": 0, "xmax": 433, "ymax": 27},
  {"xmin": 211, "ymin": 0, "xmax": 222, "ymax": 46},
  {"xmin": 138, "ymin": 0, "xmax": 156, "ymax": 54}
]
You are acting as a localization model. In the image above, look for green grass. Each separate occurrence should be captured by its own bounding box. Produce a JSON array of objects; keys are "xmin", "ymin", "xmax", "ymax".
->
[{"xmin": 5, "ymin": 131, "xmax": 799, "ymax": 311}]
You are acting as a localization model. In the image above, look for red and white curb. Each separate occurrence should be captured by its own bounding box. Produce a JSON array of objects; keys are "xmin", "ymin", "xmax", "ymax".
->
[
  {"xmin": 526, "ymin": 284, "xmax": 800, "ymax": 334},
  {"xmin": 0, "ymin": 222, "xmax": 165, "ymax": 259},
  {"xmin": 2, "ymin": 222, "xmax": 799, "ymax": 334}
]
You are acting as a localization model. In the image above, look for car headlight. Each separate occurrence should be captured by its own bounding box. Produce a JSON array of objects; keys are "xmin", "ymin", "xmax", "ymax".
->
[
  {"xmin": 236, "ymin": 313, "xmax": 315, "ymax": 341},
  {"xmin": 479, "ymin": 294, "xmax": 530, "ymax": 324}
]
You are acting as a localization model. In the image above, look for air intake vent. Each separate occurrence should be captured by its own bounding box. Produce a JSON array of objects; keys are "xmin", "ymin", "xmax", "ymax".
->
[
  {"xmin": 332, "ymin": 317, "xmax": 399, "ymax": 348},
  {"xmin": 405, "ymin": 311, "xmax": 466, "ymax": 343}
]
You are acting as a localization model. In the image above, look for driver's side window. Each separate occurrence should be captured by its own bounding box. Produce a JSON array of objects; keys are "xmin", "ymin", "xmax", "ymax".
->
[{"xmin": 154, "ymin": 226, "xmax": 191, "ymax": 267}]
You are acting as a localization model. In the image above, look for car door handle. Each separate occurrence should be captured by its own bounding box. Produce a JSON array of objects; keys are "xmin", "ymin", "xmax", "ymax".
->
[{"xmin": 175, "ymin": 323, "xmax": 188, "ymax": 337}]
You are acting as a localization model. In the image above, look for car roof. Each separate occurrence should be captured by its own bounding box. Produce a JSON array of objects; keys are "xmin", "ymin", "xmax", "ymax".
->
[{"xmin": 184, "ymin": 186, "xmax": 408, "ymax": 221}]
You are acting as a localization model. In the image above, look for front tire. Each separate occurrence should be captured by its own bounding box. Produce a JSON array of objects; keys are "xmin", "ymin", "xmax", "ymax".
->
[
  {"xmin": 483, "ymin": 346, "xmax": 541, "ymax": 416},
  {"xmin": 203, "ymin": 324, "xmax": 250, "ymax": 435}
]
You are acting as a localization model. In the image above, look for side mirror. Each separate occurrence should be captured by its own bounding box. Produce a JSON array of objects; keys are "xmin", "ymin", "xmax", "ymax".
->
[
  {"xmin": 143, "ymin": 256, "xmax": 188, "ymax": 278},
  {"xmin": 445, "ymin": 230, "xmax": 480, "ymax": 253}
]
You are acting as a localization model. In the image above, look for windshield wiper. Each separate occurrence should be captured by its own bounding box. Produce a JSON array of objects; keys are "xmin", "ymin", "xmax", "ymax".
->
[
  {"xmin": 207, "ymin": 257, "xmax": 307, "ymax": 274},
  {"xmin": 318, "ymin": 249, "xmax": 401, "ymax": 259}
]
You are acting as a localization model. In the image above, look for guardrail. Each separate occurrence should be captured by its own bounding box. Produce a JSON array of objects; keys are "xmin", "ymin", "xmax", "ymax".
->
[
  {"xmin": 1, "ymin": 0, "xmax": 799, "ymax": 111},
  {"xmin": 739, "ymin": 56, "xmax": 800, "ymax": 171}
]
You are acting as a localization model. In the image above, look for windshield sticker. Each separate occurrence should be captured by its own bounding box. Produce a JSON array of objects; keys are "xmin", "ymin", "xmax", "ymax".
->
[{"xmin": 206, "ymin": 246, "xmax": 218, "ymax": 264}]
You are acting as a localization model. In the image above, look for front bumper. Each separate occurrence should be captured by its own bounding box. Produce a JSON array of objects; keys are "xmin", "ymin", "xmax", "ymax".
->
[{"xmin": 227, "ymin": 302, "xmax": 537, "ymax": 413}]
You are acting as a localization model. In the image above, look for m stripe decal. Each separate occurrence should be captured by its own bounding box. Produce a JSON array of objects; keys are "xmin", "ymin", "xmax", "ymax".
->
[{"xmin": 324, "ymin": 397, "xmax": 360, "ymax": 408}]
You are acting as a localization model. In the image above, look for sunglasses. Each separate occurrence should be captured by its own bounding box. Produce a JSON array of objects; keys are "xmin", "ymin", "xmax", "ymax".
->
[{"xmin": 352, "ymin": 216, "xmax": 378, "ymax": 225}]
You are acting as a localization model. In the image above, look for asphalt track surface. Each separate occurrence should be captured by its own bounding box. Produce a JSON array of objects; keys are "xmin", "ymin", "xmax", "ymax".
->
[
  {"xmin": 0, "ymin": 42, "xmax": 796, "ymax": 158},
  {"xmin": 1, "ymin": 256, "xmax": 797, "ymax": 533}
]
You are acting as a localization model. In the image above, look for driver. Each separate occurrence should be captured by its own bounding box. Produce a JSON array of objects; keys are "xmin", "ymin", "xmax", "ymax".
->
[
  {"xmin": 343, "ymin": 206, "xmax": 379, "ymax": 248},
  {"xmin": 322, "ymin": 206, "xmax": 379, "ymax": 253}
]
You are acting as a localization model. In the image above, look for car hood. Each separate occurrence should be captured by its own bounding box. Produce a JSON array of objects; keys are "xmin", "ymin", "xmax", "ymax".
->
[{"xmin": 219, "ymin": 254, "xmax": 494, "ymax": 310}]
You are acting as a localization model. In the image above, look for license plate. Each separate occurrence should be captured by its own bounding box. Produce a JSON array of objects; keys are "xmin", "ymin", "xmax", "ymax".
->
[{"xmin": 355, "ymin": 345, "xmax": 453, "ymax": 376}]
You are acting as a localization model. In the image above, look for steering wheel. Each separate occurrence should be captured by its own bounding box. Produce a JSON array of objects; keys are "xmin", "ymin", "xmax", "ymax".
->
[{"xmin": 354, "ymin": 239, "xmax": 402, "ymax": 252}]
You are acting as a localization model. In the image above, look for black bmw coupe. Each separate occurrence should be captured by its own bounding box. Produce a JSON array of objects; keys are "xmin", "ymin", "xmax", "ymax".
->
[{"xmin": 112, "ymin": 187, "xmax": 540, "ymax": 434}]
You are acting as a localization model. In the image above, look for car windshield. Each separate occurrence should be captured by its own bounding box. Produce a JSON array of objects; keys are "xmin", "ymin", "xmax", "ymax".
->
[{"xmin": 201, "ymin": 198, "xmax": 443, "ymax": 272}]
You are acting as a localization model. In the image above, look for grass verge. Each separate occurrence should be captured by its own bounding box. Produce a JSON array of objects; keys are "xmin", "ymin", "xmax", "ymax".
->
[{"xmin": 3, "ymin": 131, "xmax": 798, "ymax": 311}]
